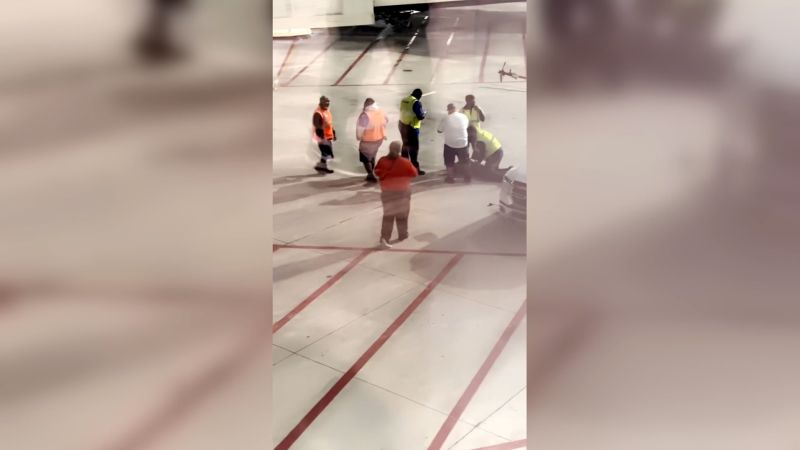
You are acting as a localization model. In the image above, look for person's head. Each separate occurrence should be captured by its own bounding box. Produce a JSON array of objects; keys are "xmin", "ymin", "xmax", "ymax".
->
[
  {"xmin": 388, "ymin": 141, "xmax": 402, "ymax": 158},
  {"xmin": 447, "ymin": 103, "xmax": 456, "ymax": 114},
  {"xmin": 319, "ymin": 96, "xmax": 330, "ymax": 110},
  {"xmin": 411, "ymin": 88, "xmax": 423, "ymax": 99},
  {"xmin": 465, "ymin": 94, "xmax": 475, "ymax": 107},
  {"xmin": 363, "ymin": 97, "xmax": 375, "ymax": 109}
]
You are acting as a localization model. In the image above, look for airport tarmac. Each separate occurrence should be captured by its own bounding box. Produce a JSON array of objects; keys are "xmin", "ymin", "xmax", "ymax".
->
[{"xmin": 271, "ymin": 2, "xmax": 528, "ymax": 449}]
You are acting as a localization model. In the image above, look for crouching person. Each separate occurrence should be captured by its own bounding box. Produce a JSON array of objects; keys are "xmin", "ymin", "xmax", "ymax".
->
[{"xmin": 374, "ymin": 141, "xmax": 418, "ymax": 249}]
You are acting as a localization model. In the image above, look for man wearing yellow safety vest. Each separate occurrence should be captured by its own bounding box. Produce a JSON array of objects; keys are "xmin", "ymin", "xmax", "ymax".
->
[
  {"xmin": 311, "ymin": 96, "xmax": 336, "ymax": 174},
  {"xmin": 356, "ymin": 98, "xmax": 388, "ymax": 183},
  {"xmin": 398, "ymin": 88, "xmax": 427, "ymax": 175},
  {"xmin": 461, "ymin": 94, "xmax": 486, "ymax": 156},
  {"xmin": 470, "ymin": 126, "xmax": 513, "ymax": 182}
]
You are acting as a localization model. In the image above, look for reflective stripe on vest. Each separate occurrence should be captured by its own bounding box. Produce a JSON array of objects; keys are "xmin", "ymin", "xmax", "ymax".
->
[
  {"xmin": 476, "ymin": 128, "xmax": 502, "ymax": 155},
  {"xmin": 399, "ymin": 95, "xmax": 421, "ymax": 129},
  {"xmin": 362, "ymin": 108, "xmax": 386, "ymax": 142},
  {"xmin": 312, "ymin": 107, "xmax": 334, "ymax": 141}
]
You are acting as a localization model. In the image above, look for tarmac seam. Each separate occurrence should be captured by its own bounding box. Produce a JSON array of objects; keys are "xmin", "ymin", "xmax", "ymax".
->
[
  {"xmin": 275, "ymin": 243, "xmax": 525, "ymax": 258},
  {"xmin": 428, "ymin": 299, "xmax": 527, "ymax": 449},
  {"xmin": 272, "ymin": 249, "xmax": 373, "ymax": 333},
  {"xmin": 275, "ymin": 254, "xmax": 463, "ymax": 449}
]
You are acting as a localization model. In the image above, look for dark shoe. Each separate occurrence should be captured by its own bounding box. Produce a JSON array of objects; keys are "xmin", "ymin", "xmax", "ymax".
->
[
  {"xmin": 398, "ymin": 233, "xmax": 409, "ymax": 241},
  {"xmin": 366, "ymin": 174, "xmax": 378, "ymax": 182},
  {"xmin": 417, "ymin": 170, "xmax": 426, "ymax": 176},
  {"xmin": 445, "ymin": 177, "xmax": 455, "ymax": 183}
]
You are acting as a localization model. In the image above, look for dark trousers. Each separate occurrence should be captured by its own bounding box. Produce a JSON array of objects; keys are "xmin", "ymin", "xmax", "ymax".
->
[
  {"xmin": 398, "ymin": 122, "xmax": 421, "ymax": 171},
  {"xmin": 318, "ymin": 142, "xmax": 333, "ymax": 163},
  {"xmin": 467, "ymin": 126, "xmax": 478, "ymax": 156},
  {"xmin": 380, "ymin": 190, "xmax": 411, "ymax": 241}
]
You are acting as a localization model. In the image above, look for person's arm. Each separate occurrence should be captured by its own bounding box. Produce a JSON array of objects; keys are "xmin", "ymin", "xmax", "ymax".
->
[
  {"xmin": 313, "ymin": 112, "xmax": 324, "ymax": 139},
  {"xmin": 404, "ymin": 159, "xmax": 419, "ymax": 177},
  {"xmin": 477, "ymin": 105, "xmax": 485, "ymax": 122},
  {"xmin": 356, "ymin": 112, "xmax": 368, "ymax": 141},
  {"xmin": 374, "ymin": 158, "xmax": 387, "ymax": 178},
  {"xmin": 413, "ymin": 101, "xmax": 426, "ymax": 120}
]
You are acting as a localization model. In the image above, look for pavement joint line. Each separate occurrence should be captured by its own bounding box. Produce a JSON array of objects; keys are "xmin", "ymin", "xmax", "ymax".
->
[
  {"xmin": 384, "ymin": 26, "xmax": 423, "ymax": 85},
  {"xmin": 286, "ymin": 283, "xmax": 418, "ymax": 356},
  {"xmin": 427, "ymin": 299, "xmax": 527, "ymax": 450},
  {"xmin": 333, "ymin": 39, "xmax": 380, "ymax": 86},
  {"xmin": 285, "ymin": 38, "xmax": 339, "ymax": 86},
  {"xmin": 275, "ymin": 244, "xmax": 525, "ymax": 258},
  {"xmin": 470, "ymin": 439, "xmax": 528, "ymax": 450},
  {"xmin": 289, "ymin": 350, "xmax": 487, "ymax": 436},
  {"xmin": 472, "ymin": 385, "xmax": 526, "ymax": 432},
  {"xmin": 276, "ymin": 38, "xmax": 298, "ymax": 80},
  {"xmin": 275, "ymin": 283, "xmax": 511, "ymax": 430},
  {"xmin": 275, "ymin": 254, "xmax": 464, "ymax": 450},
  {"xmin": 450, "ymin": 385, "xmax": 526, "ymax": 448},
  {"xmin": 272, "ymin": 249, "xmax": 373, "ymax": 333}
]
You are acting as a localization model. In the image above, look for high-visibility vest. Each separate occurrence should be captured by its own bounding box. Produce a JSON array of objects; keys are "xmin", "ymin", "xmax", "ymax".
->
[
  {"xmin": 312, "ymin": 106, "xmax": 334, "ymax": 141},
  {"xmin": 475, "ymin": 128, "xmax": 502, "ymax": 156},
  {"xmin": 461, "ymin": 106, "xmax": 482, "ymax": 129},
  {"xmin": 399, "ymin": 95, "xmax": 421, "ymax": 129},
  {"xmin": 361, "ymin": 108, "xmax": 386, "ymax": 142}
]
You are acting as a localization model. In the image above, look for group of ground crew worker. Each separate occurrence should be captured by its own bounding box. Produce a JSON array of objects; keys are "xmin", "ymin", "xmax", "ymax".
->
[
  {"xmin": 311, "ymin": 88, "xmax": 513, "ymax": 249},
  {"xmin": 311, "ymin": 89, "xmax": 512, "ymax": 182}
]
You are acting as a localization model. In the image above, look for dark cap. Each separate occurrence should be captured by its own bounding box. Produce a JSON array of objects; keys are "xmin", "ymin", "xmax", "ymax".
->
[{"xmin": 411, "ymin": 88, "xmax": 423, "ymax": 99}]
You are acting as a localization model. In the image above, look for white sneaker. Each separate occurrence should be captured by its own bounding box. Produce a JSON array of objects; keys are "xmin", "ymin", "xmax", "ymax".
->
[{"xmin": 379, "ymin": 238, "xmax": 392, "ymax": 249}]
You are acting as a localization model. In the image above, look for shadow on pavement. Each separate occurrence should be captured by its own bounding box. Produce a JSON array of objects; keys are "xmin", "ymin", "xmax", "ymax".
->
[
  {"xmin": 409, "ymin": 213, "xmax": 525, "ymax": 291},
  {"xmin": 275, "ymin": 170, "xmax": 505, "ymax": 205}
]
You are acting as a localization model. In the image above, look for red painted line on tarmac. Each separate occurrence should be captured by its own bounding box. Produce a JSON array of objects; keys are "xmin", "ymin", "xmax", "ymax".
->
[
  {"xmin": 98, "ymin": 315, "xmax": 271, "ymax": 450},
  {"xmin": 471, "ymin": 439, "xmax": 528, "ymax": 450},
  {"xmin": 272, "ymin": 250, "xmax": 372, "ymax": 333},
  {"xmin": 479, "ymin": 23, "xmax": 492, "ymax": 83},
  {"xmin": 275, "ymin": 254, "xmax": 463, "ymax": 450},
  {"xmin": 384, "ymin": 48, "xmax": 409, "ymax": 85},
  {"xmin": 333, "ymin": 40, "xmax": 379, "ymax": 86},
  {"xmin": 273, "ymin": 244, "xmax": 279, "ymax": 252},
  {"xmin": 384, "ymin": 28, "xmax": 422, "ymax": 84},
  {"xmin": 274, "ymin": 243, "xmax": 525, "ymax": 258},
  {"xmin": 286, "ymin": 38, "xmax": 339, "ymax": 86},
  {"xmin": 276, "ymin": 39, "xmax": 298, "ymax": 79},
  {"xmin": 427, "ymin": 299, "xmax": 527, "ymax": 450}
]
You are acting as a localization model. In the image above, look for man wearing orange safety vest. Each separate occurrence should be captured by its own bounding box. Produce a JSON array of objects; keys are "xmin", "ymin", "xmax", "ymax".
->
[
  {"xmin": 356, "ymin": 98, "xmax": 388, "ymax": 183},
  {"xmin": 312, "ymin": 96, "xmax": 336, "ymax": 174}
]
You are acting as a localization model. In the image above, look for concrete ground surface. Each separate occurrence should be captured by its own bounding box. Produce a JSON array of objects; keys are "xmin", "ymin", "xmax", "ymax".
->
[{"xmin": 272, "ymin": 2, "xmax": 528, "ymax": 449}]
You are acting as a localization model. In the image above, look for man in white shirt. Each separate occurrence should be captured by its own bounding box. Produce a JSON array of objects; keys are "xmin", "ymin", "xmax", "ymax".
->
[{"xmin": 436, "ymin": 103, "xmax": 472, "ymax": 183}]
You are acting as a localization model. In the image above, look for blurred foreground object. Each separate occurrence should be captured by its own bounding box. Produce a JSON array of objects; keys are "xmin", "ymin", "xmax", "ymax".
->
[{"xmin": 136, "ymin": 0, "xmax": 191, "ymax": 62}]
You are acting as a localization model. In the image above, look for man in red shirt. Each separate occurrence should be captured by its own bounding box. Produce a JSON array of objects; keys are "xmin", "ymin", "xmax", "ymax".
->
[{"xmin": 374, "ymin": 141, "xmax": 418, "ymax": 249}]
